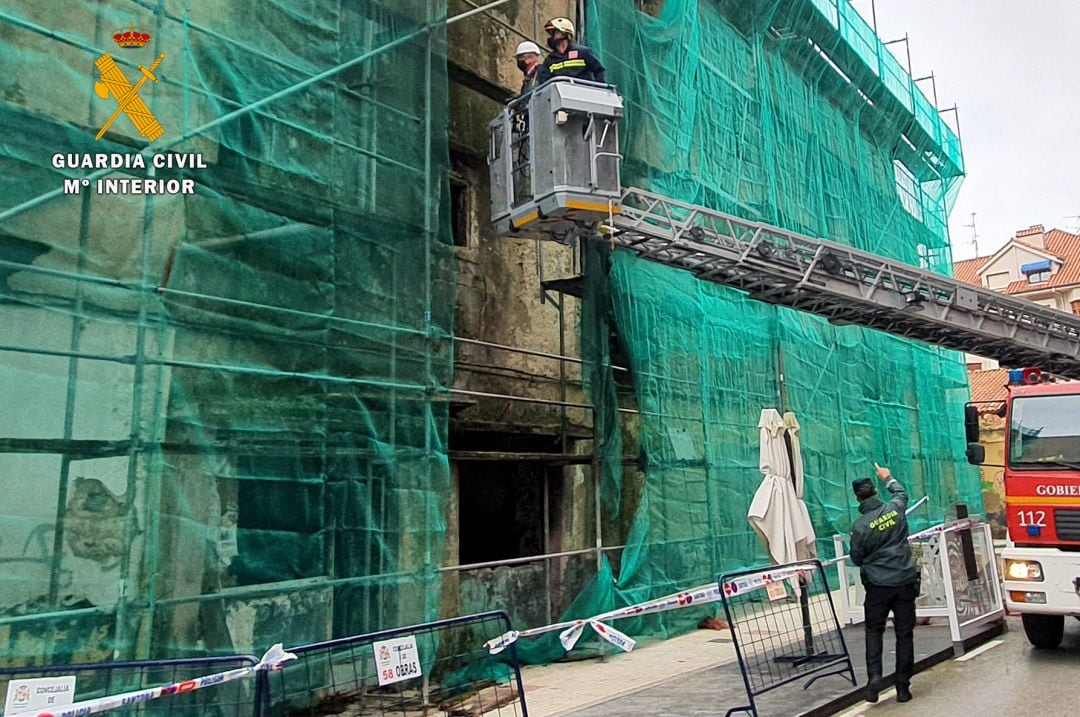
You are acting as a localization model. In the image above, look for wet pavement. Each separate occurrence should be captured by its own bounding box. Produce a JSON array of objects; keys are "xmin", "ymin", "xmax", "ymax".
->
[
  {"xmin": 558, "ymin": 619, "xmax": 1003, "ymax": 717},
  {"xmin": 832, "ymin": 615, "xmax": 1080, "ymax": 717}
]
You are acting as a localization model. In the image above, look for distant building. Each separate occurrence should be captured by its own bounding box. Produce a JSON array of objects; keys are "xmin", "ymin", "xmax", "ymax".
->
[{"xmin": 955, "ymin": 225, "xmax": 1080, "ymax": 372}]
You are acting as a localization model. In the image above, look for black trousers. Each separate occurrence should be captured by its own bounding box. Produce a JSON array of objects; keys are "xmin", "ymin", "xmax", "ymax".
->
[{"xmin": 864, "ymin": 582, "xmax": 918, "ymax": 687}]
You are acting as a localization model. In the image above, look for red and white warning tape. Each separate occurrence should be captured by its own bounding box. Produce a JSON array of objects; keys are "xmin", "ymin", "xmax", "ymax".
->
[
  {"xmin": 485, "ymin": 513, "xmax": 981, "ymax": 656},
  {"xmin": 8, "ymin": 645, "xmax": 296, "ymax": 717},
  {"xmin": 486, "ymin": 563, "xmax": 817, "ymax": 655}
]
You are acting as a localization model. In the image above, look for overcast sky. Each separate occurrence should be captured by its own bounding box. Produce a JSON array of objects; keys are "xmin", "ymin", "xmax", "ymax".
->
[{"xmin": 854, "ymin": 0, "xmax": 1080, "ymax": 261}]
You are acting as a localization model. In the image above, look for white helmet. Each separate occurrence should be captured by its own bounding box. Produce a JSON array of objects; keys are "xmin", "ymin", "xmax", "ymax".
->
[{"xmin": 515, "ymin": 41, "xmax": 542, "ymax": 57}]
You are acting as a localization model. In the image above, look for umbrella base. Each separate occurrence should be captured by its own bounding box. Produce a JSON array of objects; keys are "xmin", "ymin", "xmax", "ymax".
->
[{"xmin": 773, "ymin": 651, "xmax": 844, "ymax": 666}]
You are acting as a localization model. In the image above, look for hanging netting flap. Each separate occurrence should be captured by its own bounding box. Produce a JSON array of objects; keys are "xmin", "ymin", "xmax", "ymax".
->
[
  {"xmin": 0, "ymin": 1, "xmax": 453, "ymax": 664},
  {"xmin": 566, "ymin": 0, "xmax": 982, "ymax": 645}
]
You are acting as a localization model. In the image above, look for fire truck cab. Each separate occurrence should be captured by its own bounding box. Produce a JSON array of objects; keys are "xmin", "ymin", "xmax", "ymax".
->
[{"xmin": 966, "ymin": 367, "xmax": 1080, "ymax": 648}]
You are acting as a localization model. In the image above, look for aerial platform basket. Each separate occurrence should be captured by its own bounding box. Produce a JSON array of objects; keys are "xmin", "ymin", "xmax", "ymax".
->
[{"xmin": 489, "ymin": 78, "xmax": 623, "ymax": 238}]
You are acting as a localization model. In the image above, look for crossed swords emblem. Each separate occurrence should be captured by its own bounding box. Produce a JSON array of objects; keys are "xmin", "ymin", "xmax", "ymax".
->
[{"xmin": 94, "ymin": 52, "xmax": 166, "ymax": 141}]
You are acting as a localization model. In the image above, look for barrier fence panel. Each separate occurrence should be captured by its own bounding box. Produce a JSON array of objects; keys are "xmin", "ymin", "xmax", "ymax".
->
[
  {"xmin": 938, "ymin": 521, "xmax": 1005, "ymax": 641},
  {"xmin": 264, "ymin": 611, "xmax": 527, "ymax": 717},
  {"xmin": 834, "ymin": 518, "xmax": 1004, "ymax": 642},
  {"xmin": 719, "ymin": 561, "xmax": 856, "ymax": 717},
  {"xmin": 0, "ymin": 655, "xmax": 260, "ymax": 717}
]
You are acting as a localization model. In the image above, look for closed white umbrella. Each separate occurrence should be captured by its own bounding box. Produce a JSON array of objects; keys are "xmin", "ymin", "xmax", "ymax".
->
[
  {"xmin": 748, "ymin": 410, "xmax": 832, "ymax": 665},
  {"xmin": 783, "ymin": 411, "xmax": 816, "ymax": 559},
  {"xmin": 747, "ymin": 408, "xmax": 816, "ymax": 565}
]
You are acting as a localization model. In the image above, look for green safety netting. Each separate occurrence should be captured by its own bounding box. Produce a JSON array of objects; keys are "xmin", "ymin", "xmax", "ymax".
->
[
  {"xmin": 0, "ymin": 0, "xmax": 985, "ymax": 673},
  {"xmin": 0, "ymin": 0, "xmax": 453, "ymax": 665},
  {"xmin": 514, "ymin": 0, "xmax": 982, "ymax": 658}
]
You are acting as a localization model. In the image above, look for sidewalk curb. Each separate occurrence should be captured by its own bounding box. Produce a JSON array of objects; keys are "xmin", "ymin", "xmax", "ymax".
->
[{"xmin": 798, "ymin": 619, "xmax": 1008, "ymax": 717}]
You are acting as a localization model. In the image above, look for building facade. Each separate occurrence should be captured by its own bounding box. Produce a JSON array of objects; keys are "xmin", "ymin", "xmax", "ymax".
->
[{"xmin": 0, "ymin": 0, "xmax": 983, "ymax": 666}]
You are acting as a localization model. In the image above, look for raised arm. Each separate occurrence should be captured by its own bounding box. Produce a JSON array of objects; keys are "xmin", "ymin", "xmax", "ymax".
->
[{"xmin": 877, "ymin": 463, "xmax": 908, "ymax": 511}]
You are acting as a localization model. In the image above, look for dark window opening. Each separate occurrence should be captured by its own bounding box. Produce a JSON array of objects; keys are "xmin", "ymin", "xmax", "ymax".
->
[
  {"xmin": 450, "ymin": 176, "xmax": 471, "ymax": 247},
  {"xmin": 232, "ymin": 453, "xmax": 326, "ymax": 586},
  {"xmin": 453, "ymin": 431, "xmax": 569, "ymax": 565},
  {"xmin": 459, "ymin": 460, "xmax": 545, "ymax": 564}
]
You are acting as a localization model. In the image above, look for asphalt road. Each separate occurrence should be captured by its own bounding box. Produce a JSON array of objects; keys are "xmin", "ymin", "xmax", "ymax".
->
[{"xmin": 833, "ymin": 615, "xmax": 1080, "ymax": 716}]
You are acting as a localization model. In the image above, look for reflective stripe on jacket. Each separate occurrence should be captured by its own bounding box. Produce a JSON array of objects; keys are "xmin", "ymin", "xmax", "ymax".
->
[{"xmin": 538, "ymin": 43, "xmax": 606, "ymax": 83}]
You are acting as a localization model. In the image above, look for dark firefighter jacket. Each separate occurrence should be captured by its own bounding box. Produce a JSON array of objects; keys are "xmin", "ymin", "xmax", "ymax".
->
[
  {"xmin": 849, "ymin": 478, "xmax": 919, "ymax": 587},
  {"xmin": 538, "ymin": 43, "xmax": 606, "ymax": 84}
]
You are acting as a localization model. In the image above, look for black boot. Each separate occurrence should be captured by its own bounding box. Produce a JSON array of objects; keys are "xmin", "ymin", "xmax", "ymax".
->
[
  {"xmin": 897, "ymin": 684, "xmax": 913, "ymax": 703},
  {"xmin": 865, "ymin": 676, "xmax": 883, "ymax": 703}
]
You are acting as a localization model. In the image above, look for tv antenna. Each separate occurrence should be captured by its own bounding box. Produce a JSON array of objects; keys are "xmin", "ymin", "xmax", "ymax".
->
[
  {"xmin": 961, "ymin": 212, "xmax": 979, "ymax": 256},
  {"xmin": 1064, "ymin": 215, "xmax": 1080, "ymax": 233}
]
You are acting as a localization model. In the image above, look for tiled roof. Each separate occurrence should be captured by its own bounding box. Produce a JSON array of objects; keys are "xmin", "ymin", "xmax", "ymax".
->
[
  {"xmin": 967, "ymin": 367, "xmax": 1080, "ymax": 409},
  {"xmin": 953, "ymin": 256, "xmax": 988, "ymax": 286},
  {"xmin": 1002, "ymin": 230, "xmax": 1080, "ymax": 292},
  {"xmin": 954, "ymin": 229, "xmax": 1080, "ymax": 295},
  {"xmin": 968, "ymin": 368, "xmax": 1009, "ymax": 407}
]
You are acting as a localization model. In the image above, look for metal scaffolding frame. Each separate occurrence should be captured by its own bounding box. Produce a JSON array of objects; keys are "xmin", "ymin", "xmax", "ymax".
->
[
  {"xmin": 0, "ymin": 0, "xmax": 532, "ymax": 651},
  {"xmin": 449, "ymin": 258, "xmax": 631, "ymax": 626},
  {"xmin": 0, "ymin": 3, "xmax": 624, "ymax": 640}
]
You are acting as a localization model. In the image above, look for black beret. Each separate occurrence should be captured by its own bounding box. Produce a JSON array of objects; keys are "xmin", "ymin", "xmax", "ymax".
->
[{"xmin": 851, "ymin": 477, "xmax": 874, "ymax": 494}]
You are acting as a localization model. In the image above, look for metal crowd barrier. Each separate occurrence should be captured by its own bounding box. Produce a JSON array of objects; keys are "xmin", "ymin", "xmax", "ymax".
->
[
  {"xmin": 0, "ymin": 611, "xmax": 527, "ymax": 717},
  {"xmin": 0, "ymin": 654, "xmax": 260, "ymax": 717},
  {"xmin": 262, "ymin": 610, "xmax": 528, "ymax": 717},
  {"xmin": 719, "ymin": 560, "xmax": 856, "ymax": 717},
  {"xmin": 834, "ymin": 517, "xmax": 1005, "ymax": 642}
]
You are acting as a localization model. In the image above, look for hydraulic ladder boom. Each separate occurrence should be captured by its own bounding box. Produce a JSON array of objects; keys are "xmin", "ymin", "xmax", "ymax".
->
[
  {"xmin": 488, "ymin": 81, "xmax": 1080, "ymax": 378},
  {"xmin": 607, "ymin": 188, "xmax": 1080, "ymax": 379}
]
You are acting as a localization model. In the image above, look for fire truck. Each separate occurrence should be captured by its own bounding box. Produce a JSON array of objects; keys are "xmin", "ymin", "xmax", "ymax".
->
[{"xmin": 965, "ymin": 368, "xmax": 1080, "ymax": 648}]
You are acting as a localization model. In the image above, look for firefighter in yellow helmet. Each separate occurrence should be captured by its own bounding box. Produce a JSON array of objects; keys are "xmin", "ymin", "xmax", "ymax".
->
[{"xmin": 538, "ymin": 17, "xmax": 606, "ymax": 84}]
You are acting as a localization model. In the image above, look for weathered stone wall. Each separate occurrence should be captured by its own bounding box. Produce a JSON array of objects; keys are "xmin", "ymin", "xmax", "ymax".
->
[
  {"xmin": 444, "ymin": 0, "xmax": 600, "ymax": 623},
  {"xmin": 447, "ymin": 0, "xmax": 590, "ymax": 436}
]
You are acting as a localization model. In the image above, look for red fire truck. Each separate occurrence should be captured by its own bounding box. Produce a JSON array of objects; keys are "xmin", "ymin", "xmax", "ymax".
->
[{"xmin": 966, "ymin": 367, "xmax": 1080, "ymax": 648}]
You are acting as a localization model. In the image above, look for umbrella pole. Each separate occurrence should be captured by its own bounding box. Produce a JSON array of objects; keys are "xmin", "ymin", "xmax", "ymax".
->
[
  {"xmin": 773, "ymin": 571, "xmax": 841, "ymax": 665},
  {"xmin": 800, "ymin": 573, "xmax": 813, "ymax": 655}
]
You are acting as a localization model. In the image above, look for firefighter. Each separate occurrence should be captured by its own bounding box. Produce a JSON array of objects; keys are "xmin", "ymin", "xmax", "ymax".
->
[
  {"xmin": 514, "ymin": 40, "xmax": 544, "ymax": 96},
  {"xmin": 538, "ymin": 17, "xmax": 606, "ymax": 84},
  {"xmin": 849, "ymin": 463, "xmax": 919, "ymax": 705}
]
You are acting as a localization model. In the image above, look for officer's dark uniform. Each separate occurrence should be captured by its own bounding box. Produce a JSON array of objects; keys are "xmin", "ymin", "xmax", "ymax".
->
[
  {"xmin": 537, "ymin": 43, "xmax": 606, "ymax": 84},
  {"xmin": 849, "ymin": 476, "xmax": 919, "ymax": 700}
]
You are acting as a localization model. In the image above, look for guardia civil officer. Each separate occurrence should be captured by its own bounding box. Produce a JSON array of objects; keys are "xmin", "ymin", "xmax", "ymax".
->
[
  {"xmin": 537, "ymin": 18, "xmax": 606, "ymax": 84},
  {"xmin": 849, "ymin": 463, "xmax": 919, "ymax": 705}
]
